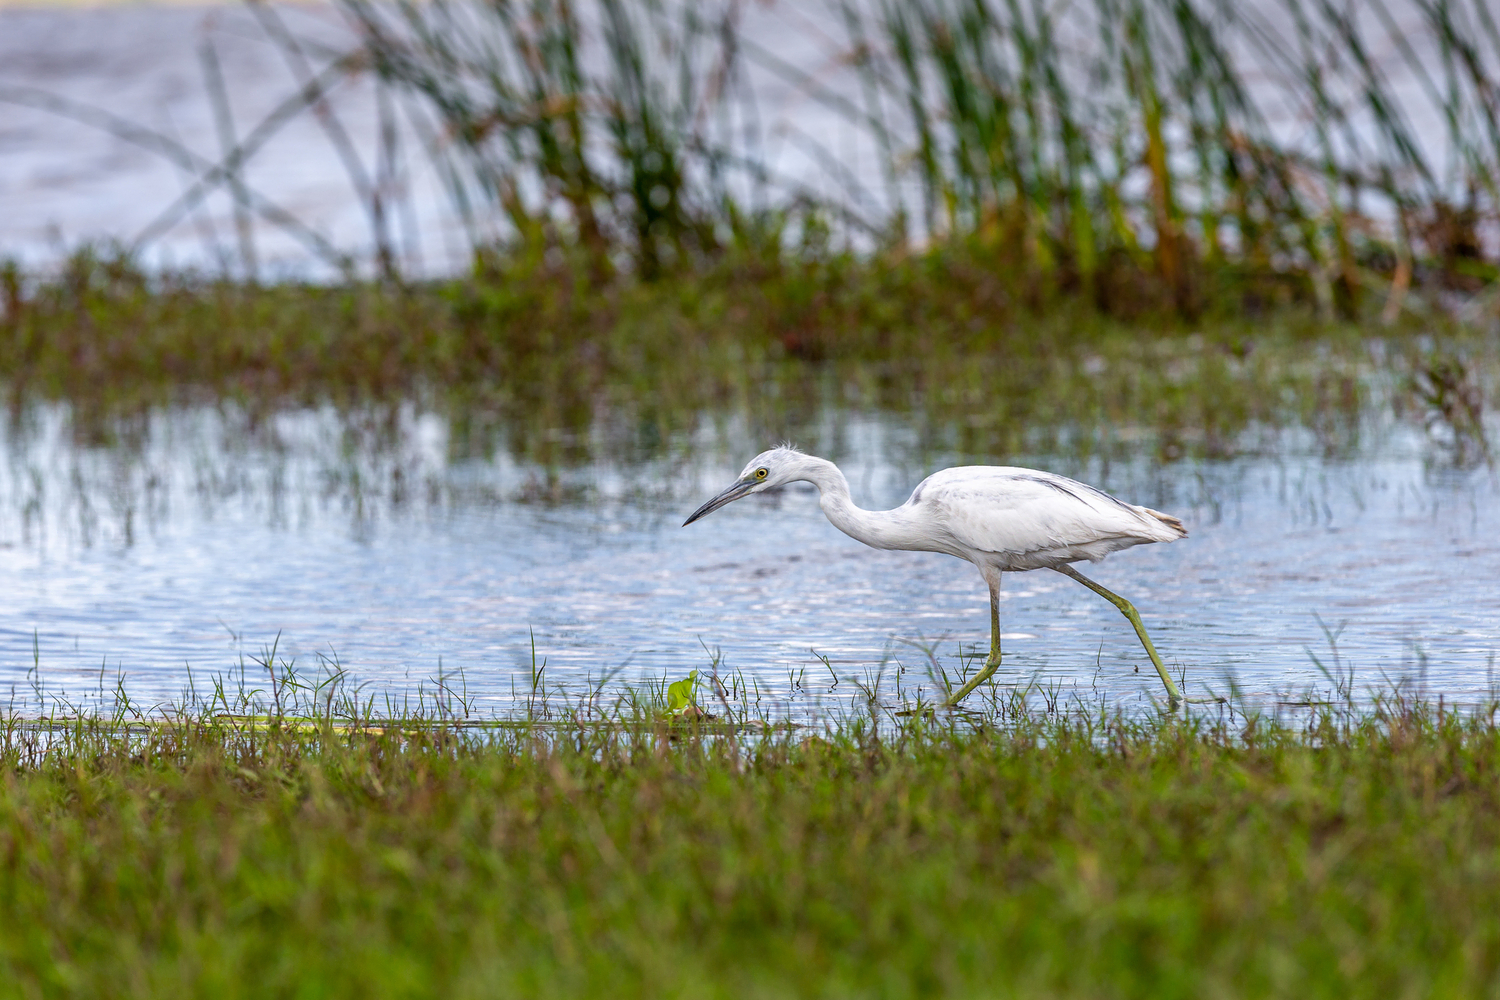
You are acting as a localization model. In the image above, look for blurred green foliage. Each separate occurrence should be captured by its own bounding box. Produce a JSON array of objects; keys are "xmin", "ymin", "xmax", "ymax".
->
[{"xmin": 6, "ymin": 243, "xmax": 1486, "ymax": 470}]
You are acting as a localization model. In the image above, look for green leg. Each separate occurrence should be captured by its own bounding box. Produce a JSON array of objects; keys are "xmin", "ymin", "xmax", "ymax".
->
[
  {"xmin": 1056, "ymin": 565, "xmax": 1182, "ymax": 706},
  {"xmin": 943, "ymin": 572, "xmax": 1003, "ymax": 707}
]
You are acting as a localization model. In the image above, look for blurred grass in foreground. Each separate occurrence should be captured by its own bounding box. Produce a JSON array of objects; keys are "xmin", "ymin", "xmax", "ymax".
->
[{"xmin": 1, "ymin": 693, "xmax": 1499, "ymax": 998}]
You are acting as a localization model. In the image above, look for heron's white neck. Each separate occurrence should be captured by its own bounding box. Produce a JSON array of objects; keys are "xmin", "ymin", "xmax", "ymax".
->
[{"xmin": 790, "ymin": 455, "xmax": 932, "ymax": 552}]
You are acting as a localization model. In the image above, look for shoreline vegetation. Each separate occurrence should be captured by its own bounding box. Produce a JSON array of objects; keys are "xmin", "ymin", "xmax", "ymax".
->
[
  {"xmin": 7, "ymin": 0, "xmax": 1497, "ymax": 305},
  {"xmin": 6, "ymin": 0, "xmax": 1500, "ymax": 307},
  {"xmin": 1, "ymin": 246, "xmax": 1493, "ymax": 469},
  {"xmin": 333, "ymin": 0, "xmax": 1500, "ymax": 315}
]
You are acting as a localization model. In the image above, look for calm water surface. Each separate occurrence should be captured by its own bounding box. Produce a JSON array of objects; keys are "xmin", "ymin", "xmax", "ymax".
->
[{"xmin": 1, "ymin": 403, "xmax": 1496, "ymax": 717}]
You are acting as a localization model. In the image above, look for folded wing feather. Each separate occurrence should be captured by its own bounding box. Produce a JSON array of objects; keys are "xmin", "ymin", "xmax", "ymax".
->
[{"xmin": 912, "ymin": 467, "xmax": 1185, "ymax": 571}]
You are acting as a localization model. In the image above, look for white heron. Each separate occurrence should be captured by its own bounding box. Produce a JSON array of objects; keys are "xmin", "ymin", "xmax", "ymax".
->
[{"xmin": 684, "ymin": 445, "xmax": 1195, "ymax": 707}]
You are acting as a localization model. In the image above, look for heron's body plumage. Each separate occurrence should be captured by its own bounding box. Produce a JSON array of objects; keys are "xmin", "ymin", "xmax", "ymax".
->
[{"xmin": 890, "ymin": 465, "xmax": 1186, "ymax": 571}]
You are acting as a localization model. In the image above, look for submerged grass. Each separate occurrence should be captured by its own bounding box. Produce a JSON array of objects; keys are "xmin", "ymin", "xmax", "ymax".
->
[{"xmin": 2, "ymin": 694, "xmax": 1500, "ymax": 997}]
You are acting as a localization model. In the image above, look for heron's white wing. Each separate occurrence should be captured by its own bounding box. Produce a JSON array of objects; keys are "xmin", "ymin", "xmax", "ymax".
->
[{"xmin": 911, "ymin": 467, "xmax": 1174, "ymax": 560}]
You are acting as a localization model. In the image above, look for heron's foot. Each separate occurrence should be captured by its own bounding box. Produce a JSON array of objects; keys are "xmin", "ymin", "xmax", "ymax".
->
[
  {"xmin": 1160, "ymin": 691, "xmax": 1227, "ymax": 712},
  {"xmin": 941, "ymin": 653, "xmax": 1002, "ymax": 708}
]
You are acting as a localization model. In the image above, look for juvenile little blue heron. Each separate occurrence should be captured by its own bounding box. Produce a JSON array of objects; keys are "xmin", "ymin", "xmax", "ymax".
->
[{"xmin": 684, "ymin": 446, "xmax": 1192, "ymax": 707}]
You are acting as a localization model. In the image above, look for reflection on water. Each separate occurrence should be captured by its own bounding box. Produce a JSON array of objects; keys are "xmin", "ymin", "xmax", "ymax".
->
[{"xmin": 0, "ymin": 400, "xmax": 1496, "ymax": 718}]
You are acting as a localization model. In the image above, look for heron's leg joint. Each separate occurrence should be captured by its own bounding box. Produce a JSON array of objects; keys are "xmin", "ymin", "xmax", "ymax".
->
[
  {"xmin": 943, "ymin": 574, "xmax": 1004, "ymax": 708},
  {"xmin": 1056, "ymin": 565, "xmax": 1183, "ymax": 706}
]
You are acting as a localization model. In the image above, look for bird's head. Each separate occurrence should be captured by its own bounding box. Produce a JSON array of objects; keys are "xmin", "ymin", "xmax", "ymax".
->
[{"xmin": 683, "ymin": 445, "xmax": 805, "ymax": 526}]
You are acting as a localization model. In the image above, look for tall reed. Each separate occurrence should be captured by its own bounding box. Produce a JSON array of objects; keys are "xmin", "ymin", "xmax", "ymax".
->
[
  {"xmin": 342, "ymin": 0, "xmax": 1500, "ymax": 318},
  {"xmin": 339, "ymin": 0, "xmax": 795, "ymax": 280},
  {"xmin": 827, "ymin": 0, "xmax": 1500, "ymax": 315}
]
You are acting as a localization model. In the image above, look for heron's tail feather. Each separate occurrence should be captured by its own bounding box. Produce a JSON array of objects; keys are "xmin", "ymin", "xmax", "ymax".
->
[{"xmin": 1140, "ymin": 507, "xmax": 1188, "ymax": 538}]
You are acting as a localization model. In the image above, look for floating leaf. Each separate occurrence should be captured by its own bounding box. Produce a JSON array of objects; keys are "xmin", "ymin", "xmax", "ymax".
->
[{"xmin": 666, "ymin": 670, "xmax": 698, "ymax": 715}]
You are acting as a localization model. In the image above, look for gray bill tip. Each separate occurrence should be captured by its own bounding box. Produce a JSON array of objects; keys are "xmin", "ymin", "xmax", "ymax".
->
[{"xmin": 683, "ymin": 480, "xmax": 753, "ymax": 526}]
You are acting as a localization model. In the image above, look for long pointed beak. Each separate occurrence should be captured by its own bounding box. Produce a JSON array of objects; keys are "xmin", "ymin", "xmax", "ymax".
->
[{"xmin": 683, "ymin": 479, "xmax": 756, "ymax": 526}]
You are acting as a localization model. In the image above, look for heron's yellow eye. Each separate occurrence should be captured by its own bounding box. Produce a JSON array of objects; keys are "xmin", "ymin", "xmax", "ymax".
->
[{"xmin": 754, "ymin": 468, "xmax": 768, "ymax": 480}]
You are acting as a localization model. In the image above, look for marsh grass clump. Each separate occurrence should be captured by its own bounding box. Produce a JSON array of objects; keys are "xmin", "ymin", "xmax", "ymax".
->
[
  {"xmin": 339, "ymin": 0, "xmax": 780, "ymax": 282},
  {"xmin": 2, "ymin": 696, "xmax": 1500, "ymax": 997},
  {"xmin": 1406, "ymin": 350, "xmax": 1492, "ymax": 465}
]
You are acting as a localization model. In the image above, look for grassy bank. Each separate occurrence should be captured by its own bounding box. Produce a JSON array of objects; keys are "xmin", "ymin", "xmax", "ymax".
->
[{"xmin": 1, "ymin": 702, "xmax": 1499, "ymax": 997}]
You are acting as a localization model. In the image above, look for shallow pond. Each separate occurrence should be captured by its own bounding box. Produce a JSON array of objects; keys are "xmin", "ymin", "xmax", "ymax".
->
[{"xmin": 0, "ymin": 400, "xmax": 1496, "ymax": 719}]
